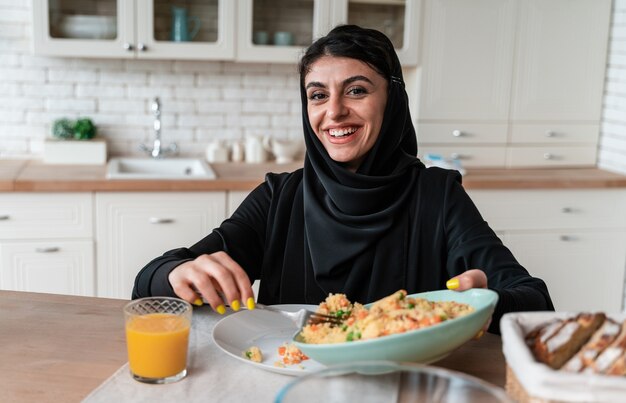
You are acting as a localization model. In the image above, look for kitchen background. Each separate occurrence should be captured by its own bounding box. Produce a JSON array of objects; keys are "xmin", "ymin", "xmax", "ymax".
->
[{"xmin": 0, "ymin": 0, "xmax": 624, "ymax": 174}]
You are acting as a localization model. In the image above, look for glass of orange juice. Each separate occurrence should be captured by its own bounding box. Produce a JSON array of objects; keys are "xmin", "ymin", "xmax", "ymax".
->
[{"xmin": 124, "ymin": 297, "xmax": 192, "ymax": 384}]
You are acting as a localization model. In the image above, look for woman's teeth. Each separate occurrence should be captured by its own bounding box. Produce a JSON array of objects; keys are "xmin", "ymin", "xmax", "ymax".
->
[{"xmin": 329, "ymin": 127, "xmax": 357, "ymax": 137}]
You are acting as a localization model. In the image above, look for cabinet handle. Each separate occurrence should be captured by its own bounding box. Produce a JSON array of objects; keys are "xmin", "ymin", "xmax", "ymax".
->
[
  {"xmin": 561, "ymin": 207, "xmax": 574, "ymax": 213},
  {"xmin": 149, "ymin": 217, "xmax": 175, "ymax": 224},
  {"xmin": 123, "ymin": 42, "xmax": 134, "ymax": 51},
  {"xmin": 0, "ymin": 215, "xmax": 9, "ymax": 220},
  {"xmin": 452, "ymin": 129, "xmax": 464, "ymax": 137},
  {"xmin": 543, "ymin": 152, "xmax": 555, "ymax": 160},
  {"xmin": 559, "ymin": 235, "xmax": 577, "ymax": 242},
  {"xmin": 137, "ymin": 43, "xmax": 147, "ymax": 51},
  {"xmin": 35, "ymin": 247, "xmax": 60, "ymax": 253},
  {"xmin": 545, "ymin": 130, "xmax": 556, "ymax": 138}
]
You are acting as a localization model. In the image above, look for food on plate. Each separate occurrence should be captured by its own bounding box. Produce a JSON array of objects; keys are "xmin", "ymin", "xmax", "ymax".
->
[
  {"xmin": 526, "ymin": 313, "xmax": 626, "ymax": 375},
  {"xmin": 300, "ymin": 289, "xmax": 475, "ymax": 344},
  {"xmin": 275, "ymin": 343, "xmax": 309, "ymax": 367},
  {"xmin": 242, "ymin": 346, "xmax": 263, "ymax": 363}
]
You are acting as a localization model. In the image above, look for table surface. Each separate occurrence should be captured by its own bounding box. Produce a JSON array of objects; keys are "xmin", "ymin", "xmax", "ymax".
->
[{"xmin": 0, "ymin": 290, "xmax": 507, "ymax": 402}]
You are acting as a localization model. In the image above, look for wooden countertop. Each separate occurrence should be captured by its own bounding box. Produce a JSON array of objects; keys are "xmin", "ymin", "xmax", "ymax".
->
[
  {"xmin": 1, "ymin": 159, "xmax": 626, "ymax": 192},
  {"xmin": 0, "ymin": 290, "xmax": 507, "ymax": 402}
]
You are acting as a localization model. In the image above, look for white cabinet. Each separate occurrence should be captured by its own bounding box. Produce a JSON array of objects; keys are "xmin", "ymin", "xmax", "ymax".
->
[
  {"xmin": 32, "ymin": 0, "xmax": 236, "ymax": 60},
  {"xmin": 328, "ymin": 0, "xmax": 421, "ymax": 65},
  {"xmin": 236, "ymin": 0, "xmax": 420, "ymax": 65},
  {"xmin": 227, "ymin": 190, "xmax": 250, "ymax": 217},
  {"xmin": 417, "ymin": 0, "xmax": 611, "ymax": 168},
  {"xmin": 95, "ymin": 192, "xmax": 227, "ymax": 299},
  {"xmin": 0, "ymin": 193, "xmax": 95, "ymax": 296},
  {"xmin": 467, "ymin": 189, "xmax": 626, "ymax": 312}
]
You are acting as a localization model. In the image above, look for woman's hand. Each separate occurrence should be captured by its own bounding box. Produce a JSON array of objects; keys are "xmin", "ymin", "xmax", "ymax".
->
[
  {"xmin": 168, "ymin": 251, "xmax": 255, "ymax": 314},
  {"xmin": 446, "ymin": 269, "xmax": 490, "ymax": 338}
]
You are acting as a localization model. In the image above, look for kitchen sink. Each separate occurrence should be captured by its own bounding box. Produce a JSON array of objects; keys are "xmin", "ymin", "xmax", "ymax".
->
[{"xmin": 106, "ymin": 158, "xmax": 216, "ymax": 180}]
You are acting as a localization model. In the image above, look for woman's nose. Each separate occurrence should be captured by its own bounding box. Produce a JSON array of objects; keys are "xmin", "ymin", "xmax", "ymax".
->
[{"xmin": 326, "ymin": 95, "xmax": 348, "ymax": 119}]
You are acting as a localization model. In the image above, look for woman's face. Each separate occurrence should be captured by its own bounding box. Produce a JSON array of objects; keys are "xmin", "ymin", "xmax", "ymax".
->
[{"xmin": 304, "ymin": 56, "xmax": 388, "ymax": 171}]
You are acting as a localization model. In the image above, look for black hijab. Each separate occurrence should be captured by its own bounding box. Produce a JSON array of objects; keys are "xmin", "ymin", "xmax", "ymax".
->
[{"xmin": 296, "ymin": 25, "xmax": 425, "ymax": 303}]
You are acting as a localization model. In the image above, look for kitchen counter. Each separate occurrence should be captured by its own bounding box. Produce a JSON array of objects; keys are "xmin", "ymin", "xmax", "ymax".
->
[
  {"xmin": 0, "ymin": 290, "xmax": 506, "ymax": 402},
  {"xmin": 1, "ymin": 159, "xmax": 626, "ymax": 192}
]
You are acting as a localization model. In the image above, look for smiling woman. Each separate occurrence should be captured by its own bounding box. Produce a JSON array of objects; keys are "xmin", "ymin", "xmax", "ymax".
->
[{"xmin": 132, "ymin": 25, "xmax": 554, "ymax": 335}]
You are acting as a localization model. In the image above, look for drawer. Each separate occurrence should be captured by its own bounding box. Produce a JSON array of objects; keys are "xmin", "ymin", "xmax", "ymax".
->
[
  {"xmin": 417, "ymin": 123, "xmax": 508, "ymax": 144},
  {"xmin": 504, "ymin": 230, "xmax": 626, "ymax": 312},
  {"xmin": 0, "ymin": 193, "xmax": 93, "ymax": 239},
  {"xmin": 507, "ymin": 146, "xmax": 597, "ymax": 168},
  {"xmin": 418, "ymin": 146, "xmax": 507, "ymax": 168},
  {"xmin": 510, "ymin": 123, "xmax": 600, "ymax": 144},
  {"xmin": 0, "ymin": 239, "xmax": 95, "ymax": 296},
  {"xmin": 467, "ymin": 189, "xmax": 626, "ymax": 230}
]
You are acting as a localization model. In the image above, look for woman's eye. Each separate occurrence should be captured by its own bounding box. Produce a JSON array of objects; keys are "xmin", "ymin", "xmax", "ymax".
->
[
  {"xmin": 308, "ymin": 92, "xmax": 327, "ymax": 101},
  {"xmin": 347, "ymin": 87, "xmax": 367, "ymax": 96}
]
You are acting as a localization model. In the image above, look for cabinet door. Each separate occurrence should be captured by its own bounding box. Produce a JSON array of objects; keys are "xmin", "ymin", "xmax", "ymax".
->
[
  {"xmin": 511, "ymin": 0, "xmax": 611, "ymax": 121},
  {"xmin": 0, "ymin": 240, "xmax": 95, "ymax": 297},
  {"xmin": 236, "ymin": 0, "xmax": 331, "ymax": 63},
  {"xmin": 96, "ymin": 192, "xmax": 227, "ymax": 299},
  {"xmin": 227, "ymin": 191, "xmax": 251, "ymax": 217},
  {"xmin": 418, "ymin": 0, "xmax": 516, "ymax": 120},
  {"xmin": 135, "ymin": 0, "xmax": 235, "ymax": 60},
  {"xmin": 329, "ymin": 0, "xmax": 421, "ymax": 66},
  {"xmin": 32, "ymin": 0, "xmax": 135, "ymax": 58},
  {"xmin": 505, "ymin": 231, "xmax": 626, "ymax": 312}
]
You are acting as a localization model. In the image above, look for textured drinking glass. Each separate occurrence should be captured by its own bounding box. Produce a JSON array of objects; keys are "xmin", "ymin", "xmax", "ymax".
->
[{"xmin": 124, "ymin": 297, "xmax": 192, "ymax": 384}]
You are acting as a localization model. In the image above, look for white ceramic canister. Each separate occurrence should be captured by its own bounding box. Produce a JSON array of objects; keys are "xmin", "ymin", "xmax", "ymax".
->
[
  {"xmin": 231, "ymin": 140, "xmax": 245, "ymax": 163},
  {"xmin": 205, "ymin": 140, "xmax": 229, "ymax": 163},
  {"xmin": 244, "ymin": 135, "xmax": 268, "ymax": 163}
]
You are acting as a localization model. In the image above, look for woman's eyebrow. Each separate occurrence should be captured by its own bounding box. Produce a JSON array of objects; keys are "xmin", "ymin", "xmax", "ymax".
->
[
  {"xmin": 305, "ymin": 75, "xmax": 375, "ymax": 90},
  {"xmin": 344, "ymin": 75, "xmax": 374, "ymax": 86}
]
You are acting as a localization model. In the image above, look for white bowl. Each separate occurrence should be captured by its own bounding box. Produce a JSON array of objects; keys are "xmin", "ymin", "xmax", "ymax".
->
[{"xmin": 58, "ymin": 15, "xmax": 117, "ymax": 40}]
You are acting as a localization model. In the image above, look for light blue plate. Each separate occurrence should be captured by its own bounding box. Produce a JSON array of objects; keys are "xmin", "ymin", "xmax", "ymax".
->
[{"xmin": 293, "ymin": 289, "xmax": 498, "ymax": 366}]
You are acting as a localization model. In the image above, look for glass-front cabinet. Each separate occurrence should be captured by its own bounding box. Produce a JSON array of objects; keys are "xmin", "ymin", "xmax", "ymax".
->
[
  {"xmin": 33, "ymin": 0, "xmax": 419, "ymax": 64},
  {"xmin": 32, "ymin": 0, "xmax": 235, "ymax": 59},
  {"xmin": 236, "ymin": 0, "xmax": 419, "ymax": 65},
  {"xmin": 329, "ymin": 0, "xmax": 420, "ymax": 65},
  {"xmin": 236, "ymin": 0, "xmax": 333, "ymax": 63}
]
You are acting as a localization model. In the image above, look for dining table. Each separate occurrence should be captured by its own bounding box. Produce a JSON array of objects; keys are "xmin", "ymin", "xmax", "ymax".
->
[{"xmin": 0, "ymin": 290, "xmax": 508, "ymax": 402}]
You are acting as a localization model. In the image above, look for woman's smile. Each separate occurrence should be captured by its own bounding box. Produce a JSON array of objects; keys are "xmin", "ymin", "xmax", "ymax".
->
[{"xmin": 305, "ymin": 56, "xmax": 388, "ymax": 171}]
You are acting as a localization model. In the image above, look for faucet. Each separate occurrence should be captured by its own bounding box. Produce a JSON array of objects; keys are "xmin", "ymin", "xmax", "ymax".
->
[{"xmin": 140, "ymin": 97, "xmax": 177, "ymax": 158}]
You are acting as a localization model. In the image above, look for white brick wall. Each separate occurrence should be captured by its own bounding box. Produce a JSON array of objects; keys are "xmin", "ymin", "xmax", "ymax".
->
[
  {"xmin": 0, "ymin": 2, "xmax": 302, "ymax": 158},
  {"xmin": 599, "ymin": 0, "xmax": 626, "ymax": 175}
]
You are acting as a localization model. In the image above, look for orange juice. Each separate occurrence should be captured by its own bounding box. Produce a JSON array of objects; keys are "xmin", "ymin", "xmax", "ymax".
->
[{"xmin": 126, "ymin": 313, "xmax": 190, "ymax": 379}]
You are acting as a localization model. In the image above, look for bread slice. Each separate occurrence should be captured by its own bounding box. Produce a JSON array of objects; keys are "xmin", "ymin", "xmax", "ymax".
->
[
  {"xmin": 562, "ymin": 318, "xmax": 622, "ymax": 373},
  {"xmin": 533, "ymin": 313, "xmax": 606, "ymax": 369},
  {"xmin": 583, "ymin": 321, "xmax": 626, "ymax": 374}
]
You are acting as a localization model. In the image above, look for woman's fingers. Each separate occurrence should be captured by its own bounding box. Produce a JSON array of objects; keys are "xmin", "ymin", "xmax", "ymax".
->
[
  {"xmin": 446, "ymin": 269, "xmax": 487, "ymax": 291},
  {"xmin": 446, "ymin": 269, "xmax": 490, "ymax": 339},
  {"xmin": 167, "ymin": 252, "xmax": 255, "ymax": 314}
]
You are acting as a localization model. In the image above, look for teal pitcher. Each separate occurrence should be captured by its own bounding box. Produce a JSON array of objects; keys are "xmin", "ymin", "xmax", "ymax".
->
[{"xmin": 170, "ymin": 6, "xmax": 200, "ymax": 42}]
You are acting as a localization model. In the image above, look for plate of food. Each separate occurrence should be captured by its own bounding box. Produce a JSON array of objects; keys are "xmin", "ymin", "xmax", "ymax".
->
[
  {"xmin": 293, "ymin": 289, "xmax": 498, "ymax": 366},
  {"xmin": 211, "ymin": 304, "xmax": 326, "ymax": 376}
]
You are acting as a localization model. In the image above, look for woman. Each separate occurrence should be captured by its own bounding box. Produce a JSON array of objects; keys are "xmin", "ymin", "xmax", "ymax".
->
[{"xmin": 133, "ymin": 25, "xmax": 553, "ymax": 333}]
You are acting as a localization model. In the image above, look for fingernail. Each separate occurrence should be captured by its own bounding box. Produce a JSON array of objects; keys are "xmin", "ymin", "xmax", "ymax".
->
[
  {"xmin": 193, "ymin": 298, "xmax": 203, "ymax": 306},
  {"xmin": 247, "ymin": 297, "xmax": 256, "ymax": 310},
  {"xmin": 216, "ymin": 304, "xmax": 226, "ymax": 315},
  {"xmin": 446, "ymin": 278, "xmax": 460, "ymax": 290},
  {"xmin": 476, "ymin": 330, "xmax": 485, "ymax": 339},
  {"xmin": 231, "ymin": 300, "xmax": 241, "ymax": 311}
]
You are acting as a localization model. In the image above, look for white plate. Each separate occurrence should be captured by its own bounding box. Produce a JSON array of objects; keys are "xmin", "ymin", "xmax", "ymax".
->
[{"xmin": 212, "ymin": 304, "xmax": 326, "ymax": 376}]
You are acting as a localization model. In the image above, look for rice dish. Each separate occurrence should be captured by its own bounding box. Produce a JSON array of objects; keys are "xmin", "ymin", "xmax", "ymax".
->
[{"xmin": 300, "ymin": 289, "xmax": 475, "ymax": 344}]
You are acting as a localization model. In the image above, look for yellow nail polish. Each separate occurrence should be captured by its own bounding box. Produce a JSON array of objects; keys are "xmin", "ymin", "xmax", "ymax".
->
[
  {"xmin": 247, "ymin": 297, "xmax": 256, "ymax": 310},
  {"xmin": 193, "ymin": 298, "xmax": 203, "ymax": 306},
  {"xmin": 446, "ymin": 278, "xmax": 460, "ymax": 290},
  {"xmin": 231, "ymin": 300, "xmax": 241, "ymax": 311},
  {"xmin": 476, "ymin": 329, "xmax": 485, "ymax": 339},
  {"xmin": 216, "ymin": 305, "xmax": 226, "ymax": 315}
]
